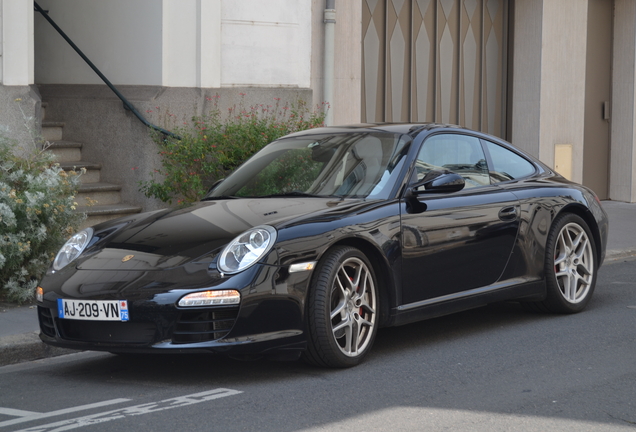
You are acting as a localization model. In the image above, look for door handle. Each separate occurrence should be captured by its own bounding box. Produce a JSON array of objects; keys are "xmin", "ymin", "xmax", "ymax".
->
[{"xmin": 498, "ymin": 206, "xmax": 518, "ymax": 221}]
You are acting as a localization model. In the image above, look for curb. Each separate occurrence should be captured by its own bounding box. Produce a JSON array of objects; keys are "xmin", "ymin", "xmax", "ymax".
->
[
  {"xmin": 604, "ymin": 248, "xmax": 636, "ymax": 263},
  {"xmin": 0, "ymin": 332, "xmax": 78, "ymax": 367}
]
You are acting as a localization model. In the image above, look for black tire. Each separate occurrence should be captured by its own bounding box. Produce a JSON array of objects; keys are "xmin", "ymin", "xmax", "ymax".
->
[
  {"xmin": 525, "ymin": 213, "xmax": 598, "ymax": 313},
  {"xmin": 303, "ymin": 246, "xmax": 379, "ymax": 368}
]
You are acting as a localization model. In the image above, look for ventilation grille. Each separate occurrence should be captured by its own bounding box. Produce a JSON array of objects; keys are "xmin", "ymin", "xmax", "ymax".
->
[
  {"xmin": 38, "ymin": 306, "xmax": 56, "ymax": 337},
  {"xmin": 171, "ymin": 308, "xmax": 238, "ymax": 344},
  {"xmin": 57, "ymin": 319, "xmax": 156, "ymax": 345}
]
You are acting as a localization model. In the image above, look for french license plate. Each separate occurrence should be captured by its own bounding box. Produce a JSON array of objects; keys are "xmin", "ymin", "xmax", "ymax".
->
[{"xmin": 57, "ymin": 299, "xmax": 129, "ymax": 321}]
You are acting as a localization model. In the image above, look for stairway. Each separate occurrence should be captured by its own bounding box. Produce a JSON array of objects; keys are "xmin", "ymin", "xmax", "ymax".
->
[{"xmin": 40, "ymin": 102, "xmax": 142, "ymax": 230}]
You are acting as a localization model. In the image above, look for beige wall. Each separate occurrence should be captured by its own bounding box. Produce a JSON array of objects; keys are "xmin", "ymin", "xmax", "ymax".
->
[
  {"xmin": 35, "ymin": 0, "xmax": 163, "ymax": 85},
  {"xmin": 34, "ymin": 0, "xmax": 312, "ymax": 88},
  {"xmin": 610, "ymin": 0, "xmax": 636, "ymax": 202},
  {"xmin": 162, "ymin": 0, "xmax": 221, "ymax": 88},
  {"xmin": 511, "ymin": 0, "xmax": 588, "ymax": 184}
]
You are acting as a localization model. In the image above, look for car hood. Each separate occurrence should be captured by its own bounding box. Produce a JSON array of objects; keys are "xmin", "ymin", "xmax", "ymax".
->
[{"xmin": 77, "ymin": 198, "xmax": 363, "ymax": 271}]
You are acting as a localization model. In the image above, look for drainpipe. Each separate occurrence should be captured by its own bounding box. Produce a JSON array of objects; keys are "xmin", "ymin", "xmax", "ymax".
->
[{"xmin": 323, "ymin": 0, "xmax": 336, "ymax": 126}]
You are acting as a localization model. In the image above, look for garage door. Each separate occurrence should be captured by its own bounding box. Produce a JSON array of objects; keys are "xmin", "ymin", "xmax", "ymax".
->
[{"xmin": 362, "ymin": 0, "xmax": 509, "ymax": 138}]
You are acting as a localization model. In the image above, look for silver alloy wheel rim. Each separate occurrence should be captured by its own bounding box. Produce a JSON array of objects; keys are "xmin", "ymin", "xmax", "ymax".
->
[
  {"xmin": 330, "ymin": 256, "xmax": 376, "ymax": 357},
  {"xmin": 554, "ymin": 222, "xmax": 594, "ymax": 304}
]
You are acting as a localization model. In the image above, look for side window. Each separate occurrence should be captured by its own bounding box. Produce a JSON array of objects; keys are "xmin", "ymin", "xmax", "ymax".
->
[
  {"xmin": 415, "ymin": 134, "xmax": 490, "ymax": 189},
  {"xmin": 482, "ymin": 140, "xmax": 536, "ymax": 183}
]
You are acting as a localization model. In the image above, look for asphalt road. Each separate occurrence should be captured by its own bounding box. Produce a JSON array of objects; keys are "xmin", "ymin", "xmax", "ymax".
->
[{"xmin": 1, "ymin": 258, "xmax": 635, "ymax": 432}]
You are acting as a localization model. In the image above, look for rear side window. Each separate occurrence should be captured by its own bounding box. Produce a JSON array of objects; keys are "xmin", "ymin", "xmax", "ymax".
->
[{"xmin": 483, "ymin": 140, "xmax": 536, "ymax": 183}]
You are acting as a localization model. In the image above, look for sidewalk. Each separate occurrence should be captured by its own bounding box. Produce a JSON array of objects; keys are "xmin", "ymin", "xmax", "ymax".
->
[
  {"xmin": 0, "ymin": 303, "xmax": 75, "ymax": 366},
  {"xmin": 1, "ymin": 200, "xmax": 635, "ymax": 366},
  {"xmin": 601, "ymin": 200, "xmax": 636, "ymax": 260}
]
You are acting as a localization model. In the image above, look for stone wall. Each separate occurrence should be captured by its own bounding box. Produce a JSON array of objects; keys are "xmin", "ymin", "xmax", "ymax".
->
[{"xmin": 0, "ymin": 85, "xmax": 41, "ymax": 156}]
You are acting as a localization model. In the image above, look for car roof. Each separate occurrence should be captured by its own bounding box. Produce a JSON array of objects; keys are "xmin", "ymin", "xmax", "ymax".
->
[
  {"xmin": 281, "ymin": 123, "xmax": 550, "ymax": 173},
  {"xmin": 283, "ymin": 122, "xmax": 468, "ymax": 138}
]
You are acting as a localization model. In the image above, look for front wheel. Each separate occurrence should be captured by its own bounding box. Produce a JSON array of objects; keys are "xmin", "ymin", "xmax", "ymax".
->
[{"xmin": 303, "ymin": 246, "xmax": 379, "ymax": 368}]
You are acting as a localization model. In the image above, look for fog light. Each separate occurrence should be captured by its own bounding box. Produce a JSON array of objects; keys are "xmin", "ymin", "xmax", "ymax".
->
[
  {"xmin": 178, "ymin": 290, "xmax": 240, "ymax": 307},
  {"xmin": 36, "ymin": 286, "xmax": 44, "ymax": 303}
]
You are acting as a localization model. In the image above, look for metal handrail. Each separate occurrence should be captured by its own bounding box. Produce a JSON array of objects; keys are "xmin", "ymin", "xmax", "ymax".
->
[{"xmin": 34, "ymin": 1, "xmax": 180, "ymax": 139}]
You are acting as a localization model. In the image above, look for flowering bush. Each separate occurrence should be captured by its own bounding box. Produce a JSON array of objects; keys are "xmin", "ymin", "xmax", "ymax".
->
[
  {"xmin": 140, "ymin": 95, "xmax": 327, "ymax": 204},
  {"xmin": 0, "ymin": 131, "xmax": 85, "ymax": 303}
]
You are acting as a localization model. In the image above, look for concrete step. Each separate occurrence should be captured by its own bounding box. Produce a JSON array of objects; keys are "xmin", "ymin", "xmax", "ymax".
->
[
  {"xmin": 40, "ymin": 101, "xmax": 145, "ymax": 231},
  {"xmin": 47, "ymin": 140, "xmax": 83, "ymax": 163},
  {"xmin": 76, "ymin": 182, "xmax": 122, "ymax": 206},
  {"xmin": 59, "ymin": 161, "xmax": 101, "ymax": 183},
  {"xmin": 42, "ymin": 121, "xmax": 64, "ymax": 141},
  {"xmin": 77, "ymin": 204, "xmax": 143, "ymax": 230}
]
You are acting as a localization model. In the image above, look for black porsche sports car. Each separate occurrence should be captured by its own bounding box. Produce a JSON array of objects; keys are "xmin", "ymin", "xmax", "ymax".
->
[{"xmin": 37, "ymin": 123, "xmax": 608, "ymax": 368}]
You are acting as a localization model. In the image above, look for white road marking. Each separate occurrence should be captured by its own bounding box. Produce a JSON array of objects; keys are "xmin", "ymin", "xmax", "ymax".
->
[
  {"xmin": 0, "ymin": 399, "xmax": 131, "ymax": 428},
  {"xmin": 0, "ymin": 408, "xmax": 39, "ymax": 417},
  {"xmin": 12, "ymin": 388, "xmax": 242, "ymax": 432}
]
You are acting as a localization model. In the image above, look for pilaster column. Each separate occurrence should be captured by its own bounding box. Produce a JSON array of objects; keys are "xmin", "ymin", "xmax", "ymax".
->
[
  {"xmin": 162, "ymin": 0, "xmax": 221, "ymax": 87},
  {"xmin": 1, "ymin": 0, "xmax": 34, "ymax": 85},
  {"xmin": 511, "ymin": 0, "xmax": 588, "ymax": 183},
  {"xmin": 610, "ymin": 0, "xmax": 636, "ymax": 202}
]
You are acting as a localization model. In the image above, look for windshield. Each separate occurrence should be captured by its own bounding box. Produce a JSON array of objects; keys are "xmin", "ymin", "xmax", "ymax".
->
[{"xmin": 206, "ymin": 132, "xmax": 411, "ymax": 200}]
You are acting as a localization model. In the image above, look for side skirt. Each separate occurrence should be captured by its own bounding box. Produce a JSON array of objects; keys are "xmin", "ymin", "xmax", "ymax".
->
[{"xmin": 387, "ymin": 279, "xmax": 546, "ymax": 327}]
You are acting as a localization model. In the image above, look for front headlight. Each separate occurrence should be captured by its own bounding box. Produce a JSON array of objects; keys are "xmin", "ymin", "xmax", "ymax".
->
[
  {"xmin": 53, "ymin": 228, "xmax": 94, "ymax": 271},
  {"xmin": 218, "ymin": 225, "xmax": 277, "ymax": 274}
]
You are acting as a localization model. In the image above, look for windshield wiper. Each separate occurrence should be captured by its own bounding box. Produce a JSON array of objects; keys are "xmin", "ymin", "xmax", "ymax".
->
[
  {"xmin": 201, "ymin": 195, "xmax": 240, "ymax": 201},
  {"xmin": 259, "ymin": 192, "xmax": 327, "ymax": 198}
]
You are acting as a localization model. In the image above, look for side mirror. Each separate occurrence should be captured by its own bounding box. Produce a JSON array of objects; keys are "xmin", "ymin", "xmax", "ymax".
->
[
  {"xmin": 405, "ymin": 170, "xmax": 465, "ymax": 198},
  {"xmin": 206, "ymin": 178, "xmax": 224, "ymax": 194}
]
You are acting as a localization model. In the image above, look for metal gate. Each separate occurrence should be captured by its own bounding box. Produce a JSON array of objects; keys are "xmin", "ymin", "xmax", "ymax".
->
[{"xmin": 362, "ymin": 0, "xmax": 509, "ymax": 138}]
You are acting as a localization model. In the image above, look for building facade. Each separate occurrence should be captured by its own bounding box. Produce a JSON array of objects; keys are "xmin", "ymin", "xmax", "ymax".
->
[{"xmin": 1, "ymin": 0, "xmax": 635, "ymax": 208}]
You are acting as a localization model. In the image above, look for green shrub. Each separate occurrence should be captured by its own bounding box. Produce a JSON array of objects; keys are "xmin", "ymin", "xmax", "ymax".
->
[
  {"xmin": 140, "ymin": 95, "xmax": 327, "ymax": 205},
  {"xmin": 0, "ymin": 130, "xmax": 85, "ymax": 303}
]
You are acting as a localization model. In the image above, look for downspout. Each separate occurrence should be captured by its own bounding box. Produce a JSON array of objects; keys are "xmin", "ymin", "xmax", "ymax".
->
[{"xmin": 323, "ymin": 0, "xmax": 336, "ymax": 126}]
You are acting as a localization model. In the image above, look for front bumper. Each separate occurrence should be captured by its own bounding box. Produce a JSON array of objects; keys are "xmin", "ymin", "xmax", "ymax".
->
[{"xmin": 36, "ymin": 261, "xmax": 313, "ymax": 356}]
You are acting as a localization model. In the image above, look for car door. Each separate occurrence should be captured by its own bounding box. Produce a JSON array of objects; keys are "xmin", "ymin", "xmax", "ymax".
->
[{"xmin": 400, "ymin": 133, "xmax": 520, "ymax": 306}]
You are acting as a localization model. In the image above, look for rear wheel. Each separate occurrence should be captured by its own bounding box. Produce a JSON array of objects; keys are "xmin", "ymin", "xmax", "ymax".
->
[
  {"xmin": 525, "ymin": 213, "xmax": 597, "ymax": 313},
  {"xmin": 303, "ymin": 246, "xmax": 379, "ymax": 368}
]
